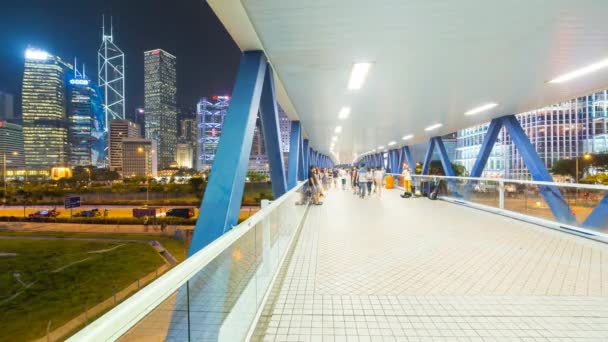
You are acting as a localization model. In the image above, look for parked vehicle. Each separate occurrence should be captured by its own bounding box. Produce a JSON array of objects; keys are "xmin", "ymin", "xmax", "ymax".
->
[
  {"xmin": 29, "ymin": 209, "xmax": 60, "ymax": 218},
  {"xmin": 166, "ymin": 208, "xmax": 195, "ymax": 219},
  {"xmin": 133, "ymin": 207, "xmax": 166, "ymax": 218}
]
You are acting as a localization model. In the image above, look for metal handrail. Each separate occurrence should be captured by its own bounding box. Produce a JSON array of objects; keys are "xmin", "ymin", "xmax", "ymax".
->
[
  {"xmin": 67, "ymin": 181, "xmax": 308, "ymax": 342},
  {"xmin": 386, "ymin": 173, "xmax": 608, "ymax": 191}
]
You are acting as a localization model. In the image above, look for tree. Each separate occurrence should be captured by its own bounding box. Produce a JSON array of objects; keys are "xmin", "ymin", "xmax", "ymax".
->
[
  {"xmin": 427, "ymin": 160, "xmax": 467, "ymax": 176},
  {"xmin": 551, "ymin": 159, "xmax": 576, "ymax": 177},
  {"xmin": 247, "ymin": 171, "xmax": 267, "ymax": 182}
]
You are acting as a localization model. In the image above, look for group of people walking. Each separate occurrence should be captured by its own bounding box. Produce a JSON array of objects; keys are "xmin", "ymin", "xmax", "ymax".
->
[
  {"xmin": 350, "ymin": 164, "xmax": 387, "ymax": 198},
  {"xmin": 307, "ymin": 163, "xmax": 415, "ymax": 204}
]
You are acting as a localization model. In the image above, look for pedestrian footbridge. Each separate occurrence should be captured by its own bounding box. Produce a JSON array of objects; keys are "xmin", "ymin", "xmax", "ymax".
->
[{"xmin": 70, "ymin": 182, "xmax": 608, "ymax": 341}]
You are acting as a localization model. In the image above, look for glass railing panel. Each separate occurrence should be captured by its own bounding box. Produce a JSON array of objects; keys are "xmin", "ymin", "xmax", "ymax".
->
[{"xmin": 71, "ymin": 182, "xmax": 310, "ymax": 342}]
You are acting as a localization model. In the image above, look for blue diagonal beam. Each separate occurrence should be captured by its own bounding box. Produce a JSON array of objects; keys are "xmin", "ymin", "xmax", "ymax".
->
[
  {"xmin": 303, "ymin": 139, "xmax": 309, "ymax": 178},
  {"xmin": 502, "ymin": 115, "xmax": 576, "ymax": 225},
  {"xmin": 259, "ymin": 66, "xmax": 287, "ymax": 198},
  {"xmin": 188, "ymin": 51, "xmax": 267, "ymax": 255},
  {"xmin": 464, "ymin": 118, "xmax": 503, "ymax": 198},
  {"xmin": 421, "ymin": 138, "xmax": 436, "ymax": 175},
  {"xmin": 287, "ymin": 121, "xmax": 301, "ymax": 189},
  {"xmin": 583, "ymin": 194, "xmax": 608, "ymax": 228},
  {"xmin": 402, "ymin": 146, "xmax": 416, "ymax": 181}
]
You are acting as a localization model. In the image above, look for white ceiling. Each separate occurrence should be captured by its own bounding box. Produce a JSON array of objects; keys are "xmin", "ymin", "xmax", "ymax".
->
[{"xmin": 208, "ymin": 0, "xmax": 608, "ymax": 163}]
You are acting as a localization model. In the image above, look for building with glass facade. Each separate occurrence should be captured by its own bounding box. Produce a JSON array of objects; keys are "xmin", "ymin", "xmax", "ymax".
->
[
  {"xmin": 455, "ymin": 90, "xmax": 608, "ymax": 179},
  {"xmin": 144, "ymin": 49, "xmax": 177, "ymax": 169},
  {"xmin": 0, "ymin": 121, "xmax": 25, "ymax": 170},
  {"xmin": 196, "ymin": 96, "xmax": 229, "ymax": 171},
  {"xmin": 67, "ymin": 75, "xmax": 106, "ymax": 167},
  {"xmin": 109, "ymin": 119, "xmax": 141, "ymax": 174},
  {"xmin": 22, "ymin": 48, "xmax": 71, "ymax": 169},
  {"xmin": 121, "ymin": 138, "xmax": 157, "ymax": 178},
  {"xmin": 176, "ymin": 143, "xmax": 194, "ymax": 169}
]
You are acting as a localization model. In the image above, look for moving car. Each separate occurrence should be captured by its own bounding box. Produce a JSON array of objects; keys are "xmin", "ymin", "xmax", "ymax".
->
[
  {"xmin": 29, "ymin": 209, "xmax": 60, "ymax": 218},
  {"xmin": 73, "ymin": 209, "xmax": 101, "ymax": 217},
  {"xmin": 166, "ymin": 208, "xmax": 195, "ymax": 219}
]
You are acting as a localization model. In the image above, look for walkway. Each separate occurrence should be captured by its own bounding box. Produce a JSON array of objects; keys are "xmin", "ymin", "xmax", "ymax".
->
[{"xmin": 253, "ymin": 188, "xmax": 608, "ymax": 341}]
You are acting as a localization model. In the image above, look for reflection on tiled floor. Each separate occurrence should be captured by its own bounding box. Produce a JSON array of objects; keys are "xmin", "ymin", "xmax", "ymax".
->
[{"xmin": 252, "ymin": 189, "xmax": 608, "ymax": 341}]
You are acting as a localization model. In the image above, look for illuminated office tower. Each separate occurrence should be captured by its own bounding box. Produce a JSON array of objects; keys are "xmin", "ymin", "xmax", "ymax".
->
[
  {"xmin": 109, "ymin": 119, "xmax": 140, "ymax": 173},
  {"xmin": 67, "ymin": 63, "xmax": 106, "ymax": 167},
  {"xmin": 98, "ymin": 16, "xmax": 125, "ymax": 131},
  {"xmin": 22, "ymin": 48, "xmax": 71, "ymax": 168},
  {"xmin": 196, "ymin": 96, "xmax": 229, "ymax": 170},
  {"xmin": 144, "ymin": 49, "xmax": 177, "ymax": 169}
]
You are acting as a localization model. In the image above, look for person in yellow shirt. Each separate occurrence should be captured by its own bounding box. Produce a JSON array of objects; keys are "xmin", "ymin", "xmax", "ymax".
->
[{"xmin": 401, "ymin": 165, "xmax": 412, "ymax": 193}]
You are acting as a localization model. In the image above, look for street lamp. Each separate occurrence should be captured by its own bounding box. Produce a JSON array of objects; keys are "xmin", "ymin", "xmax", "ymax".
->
[{"xmin": 575, "ymin": 153, "xmax": 592, "ymax": 183}]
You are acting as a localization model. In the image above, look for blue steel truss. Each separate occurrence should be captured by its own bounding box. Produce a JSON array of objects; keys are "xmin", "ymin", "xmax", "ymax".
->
[
  {"xmin": 189, "ymin": 51, "xmax": 289, "ymax": 255},
  {"xmin": 466, "ymin": 115, "xmax": 576, "ymax": 225},
  {"xmin": 303, "ymin": 139, "xmax": 310, "ymax": 178},
  {"xmin": 288, "ymin": 121, "xmax": 301, "ymax": 189}
]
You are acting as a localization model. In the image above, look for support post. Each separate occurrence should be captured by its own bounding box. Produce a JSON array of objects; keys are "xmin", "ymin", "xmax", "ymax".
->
[
  {"xmin": 502, "ymin": 115, "xmax": 576, "ymax": 224},
  {"xmin": 259, "ymin": 65, "xmax": 287, "ymax": 198},
  {"xmin": 421, "ymin": 138, "xmax": 436, "ymax": 175},
  {"xmin": 303, "ymin": 139, "xmax": 310, "ymax": 178},
  {"xmin": 188, "ymin": 51, "xmax": 267, "ymax": 254},
  {"xmin": 287, "ymin": 121, "xmax": 301, "ymax": 189},
  {"xmin": 433, "ymin": 137, "xmax": 456, "ymax": 177}
]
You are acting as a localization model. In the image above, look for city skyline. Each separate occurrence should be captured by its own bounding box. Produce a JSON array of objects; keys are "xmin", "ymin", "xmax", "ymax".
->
[{"xmin": 0, "ymin": 0, "xmax": 240, "ymax": 119}]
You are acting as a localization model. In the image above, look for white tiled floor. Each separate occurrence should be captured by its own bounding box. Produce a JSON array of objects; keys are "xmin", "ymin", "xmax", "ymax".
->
[{"xmin": 252, "ymin": 188, "xmax": 608, "ymax": 341}]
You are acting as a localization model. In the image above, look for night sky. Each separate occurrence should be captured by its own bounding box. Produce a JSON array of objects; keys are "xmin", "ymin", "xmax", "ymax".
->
[{"xmin": 0, "ymin": 0, "xmax": 241, "ymax": 118}]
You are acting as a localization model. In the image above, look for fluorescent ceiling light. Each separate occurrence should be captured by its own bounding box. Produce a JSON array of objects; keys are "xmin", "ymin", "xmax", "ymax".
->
[
  {"xmin": 378, "ymin": 146, "xmax": 385, "ymax": 149},
  {"xmin": 332, "ymin": 136, "xmax": 338, "ymax": 141},
  {"xmin": 424, "ymin": 123, "xmax": 442, "ymax": 131},
  {"xmin": 348, "ymin": 63, "xmax": 372, "ymax": 90},
  {"xmin": 388, "ymin": 141, "xmax": 396, "ymax": 146},
  {"xmin": 549, "ymin": 58, "xmax": 608, "ymax": 83},
  {"xmin": 465, "ymin": 103, "xmax": 498, "ymax": 116},
  {"xmin": 334, "ymin": 126, "xmax": 343, "ymax": 134},
  {"xmin": 338, "ymin": 107, "xmax": 351, "ymax": 119},
  {"xmin": 402, "ymin": 134, "xmax": 414, "ymax": 140}
]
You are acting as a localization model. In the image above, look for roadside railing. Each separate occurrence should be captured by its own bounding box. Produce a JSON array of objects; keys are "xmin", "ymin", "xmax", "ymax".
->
[
  {"xmin": 387, "ymin": 174, "xmax": 608, "ymax": 240},
  {"xmin": 67, "ymin": 181, "xmax": 310, "ymax": 342}
]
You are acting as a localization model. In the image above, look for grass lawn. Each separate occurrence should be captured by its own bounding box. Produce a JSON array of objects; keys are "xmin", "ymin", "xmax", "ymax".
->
[
  {"xmin": 0, "ymin": 231, "xmax": 188, "ymax": 262},
  {"xmin": 0, "ymin": 238, "xmax": 165, "ymax": 341}
]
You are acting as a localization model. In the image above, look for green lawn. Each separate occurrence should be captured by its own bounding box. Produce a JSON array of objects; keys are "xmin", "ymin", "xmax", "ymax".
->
[
  {"xmin": 0, "ymin": 231, "xmax": 188, "ymax": 262},
  {"xmin": 0, "ymin": 238, "xmax": 165, "ymax": 341}
]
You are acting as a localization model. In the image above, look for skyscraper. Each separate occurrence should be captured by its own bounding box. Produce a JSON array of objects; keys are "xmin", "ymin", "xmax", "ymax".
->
[
  {"xmin": 109, "ymin": 119, "xmax": 140, "ymax": 174},
  {"xmin": 0, "ymin": 91, "xmax": 15, "ymax": 122},
  {"xmin": 196, "ymin": 96, "xmax": 229, "ymax": 170},
  {"xmin": 121, "ymin": 138, "xmax": 157, "ymax": 178},
  {"xmin": 22, "ymin": 48, "xmax": 71, "ymax": 169},
  {"xmin": 144, "ymin": 49, "xmax": 177, "ymax": 169},
  {"xmin": 98, "ymin": 16, "xmax": 125, "ymax": 131},
  {"xmin": 67, "ymin": 63, "xmax": 106, "ymax": 167},
  {"xmin": 0, "ymin": 121, "xmax": 25, "ymax": 169}
]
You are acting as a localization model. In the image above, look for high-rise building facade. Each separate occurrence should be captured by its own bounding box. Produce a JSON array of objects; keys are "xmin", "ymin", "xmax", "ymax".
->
[
  {"xmin": 0, "ymin": 121, "xmax": 25, "ymax": 169},
  {"xmin": 0, "ymin": 91, "xmax": 15, "ymax": 122},
  {"xmin": 22, "ymin": 48, "xmax": 71, "ymax": 169},
  {"xmin": 455, "ymin": 91, "xmax": 604, "ymax": 180},
  {"xmin": 67, "ymin": 67, "xmax": 106, "ymax": 167},
  {"xmin": 176, "ymin": 143, "xmax": 194, "ymax": 169},
  {"xmin": 180, "ymin": 118, "xmax": 197, "ymax": 144},
  {"xmin": 121, "ymin": 138, "xmax": 157, "ymax": 178},
  {"xmin": 109, "ymin": 120, "xmax": 140, "ymax": 173},
  {"xmin": 144, "ymin": 49, "xmax": 177, "ymax": 169},
  {"xmin": 98, "ymin": 17, "xmax": 125, "ymax": 131},
  {"xmin": 197, "ymin": 96, "xmax": 229, "ymax": 170}
]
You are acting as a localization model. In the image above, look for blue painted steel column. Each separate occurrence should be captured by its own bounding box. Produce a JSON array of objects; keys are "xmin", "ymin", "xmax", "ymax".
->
[
  {"xmin": 297, "ymin": 133, "xmax": 305, "ymax": 181},
  {"xmin": 259, "ymin": 66, "xmax": 287, "ymax": 198},
  {"xmin": 584, "ymin": 195, "xmax": 608, "ymax": 228},
  {"xmin": 287, "ymin": 121, "xmax": 301, "ymax": 189},
  {"xmin": 502, "ymin": 115, "xmax": 576, "ymax": 224},
  {"xmin": 433, "ymin": 137, "xmax": 455, "ymax": 177},
  {"xmin": 189, "ymin": 50, "xmax": 267, "ymax": 254},
  {"xmin": 421, "ymin": 138, "xmax": 436, "ymax": 175},
  {"xmin": 303, "ymin": 139, "xmax": 310, "ymax": 178},
  {"xmin": 469, "ymin": 118, "xmax": 502, "ymax": 177}
]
